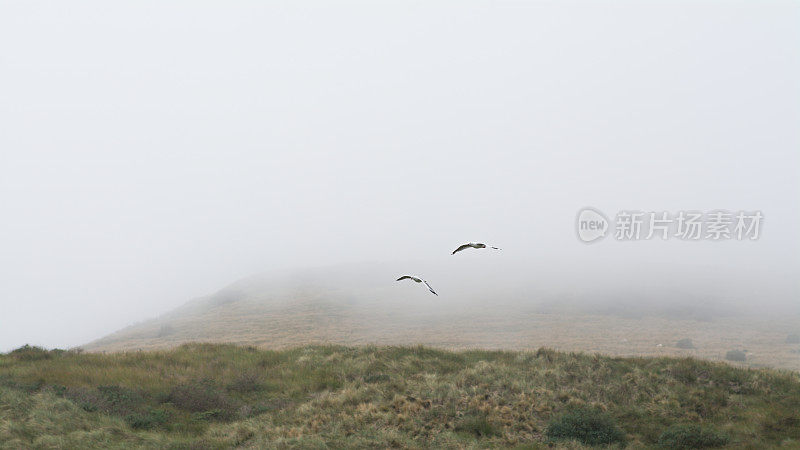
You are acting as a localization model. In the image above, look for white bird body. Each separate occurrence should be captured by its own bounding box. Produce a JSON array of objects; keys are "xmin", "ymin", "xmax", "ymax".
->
[
  {"xmin": 451, "ymin": 242, "xmax": 501, "ymax": 255},
  {"xmin": 396, "ymin": 275, "xmax": 437, "ymax": 295}
]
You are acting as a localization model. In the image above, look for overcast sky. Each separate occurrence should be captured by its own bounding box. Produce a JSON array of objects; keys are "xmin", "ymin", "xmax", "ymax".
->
[{"xmin": 1, "ymin": 0, "xmax": 798, "ymax": 351}]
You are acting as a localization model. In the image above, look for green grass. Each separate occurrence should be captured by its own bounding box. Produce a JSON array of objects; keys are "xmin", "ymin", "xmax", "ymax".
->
[
  {"xmin": 656, "ymin": 424, "xmax": 729, "ymax": 449},
  {"xmin": 545, "ymin": 407, "xmax": 626, "ymax": 446},
  {"xmin": 1, "ymin": 344, "xmax": 800, "ymax": 448}
]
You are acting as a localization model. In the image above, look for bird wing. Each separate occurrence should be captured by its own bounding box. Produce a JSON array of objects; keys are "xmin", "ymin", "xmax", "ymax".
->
[
  {"xmin": 397, "ymin": 275, "xmax": 423, "ymax": 283},
  {"xmin": 422, "ymin": 280, "xmax": 438, "ymax": 295},
  {"xmin": 452, "ymin": 244, "xmax": 472, "ymax": 255}
]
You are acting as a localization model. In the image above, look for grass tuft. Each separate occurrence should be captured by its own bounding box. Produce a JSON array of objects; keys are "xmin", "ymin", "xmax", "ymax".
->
[
  {"xmin": 657, "ymin": 424, "xmax": 729, "ymax": 448},
  {"xmin": 545, "ymin": 406, "xmax": 626, "ymax": 446}
]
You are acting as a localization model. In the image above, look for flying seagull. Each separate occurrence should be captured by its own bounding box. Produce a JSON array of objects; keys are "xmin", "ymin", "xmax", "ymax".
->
[
  {"xmin": 396, "ymin": 276, "xmax": 438, "ymax": 295},
  {"xmin": 451, "ymin": 242, "xmax": 501, "ymax": 255}
]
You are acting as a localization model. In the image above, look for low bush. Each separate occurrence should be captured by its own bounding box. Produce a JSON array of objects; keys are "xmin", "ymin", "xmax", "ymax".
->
[
  {"xmin": 8, "ymin": 345, "xmax": 54, "ymax": 361},
  {"xmin": 545, "ymin": 407, "xmax": 626, "ymax": 446},
  {"xmin": 97, "ymin": 385, "xmax": 145, "ymax": 415},
  {"xmin": 657, "ymin": 424, "xmax": 729, "ymax": 448},
  {"xmin": 168, "ymin": 381, "xmax": 238, "ymax": 420},
  {"xmin": 64, "ymin": 385, "xmax": 146, "ymax": 418},
  {"xmin": 725, "ymin": 350, "xmax": 746, "ymax": 362},
  {"xmin": 786, "ymin": 334, "xmax": 800, "ymax": 344},
  {"xmin": 64, "ymin": 387, "xmax": 106, "ymax": 412},
  {"xmin": 0, "ymin": 377, "xmax": 45, "ymax": 393},
  {"xmin": 676, "ymin": 339, "xmax": 695, "ymax": 349},
  {"xmin": 227, "ymin": 372, "xmax": 263, "ymax": 393}
]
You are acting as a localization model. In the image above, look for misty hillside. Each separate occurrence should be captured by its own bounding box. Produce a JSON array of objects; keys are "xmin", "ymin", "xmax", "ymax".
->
[{"xmin": 83, "ymin": 264, "xmax": 800, "ymax": 372}]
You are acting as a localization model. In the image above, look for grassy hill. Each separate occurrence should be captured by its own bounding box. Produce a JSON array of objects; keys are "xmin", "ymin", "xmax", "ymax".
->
[
  {"xmin": 82, "ymin": 265, "xmax": 800, "ymax": 372},
  {"xmin": 2, "ymin": 343, "xmax": 800, "ymax": 448}
]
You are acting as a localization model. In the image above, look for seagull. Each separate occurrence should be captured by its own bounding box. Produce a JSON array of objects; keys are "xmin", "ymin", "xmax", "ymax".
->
[
  {"xmin": 451, "ymin": 242, "xmax": 501, "ymax": 255},
  {"xmin": 396, "ymin": 276, "xmax": 438, "ymax": 295}
]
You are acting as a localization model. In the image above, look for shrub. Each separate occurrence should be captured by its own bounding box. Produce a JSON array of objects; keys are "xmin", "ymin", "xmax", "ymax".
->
[
  {"xmin": 535, "ymin": 347, "xmax": 558, "ymax": 362},
  {"xmin": 8, "ymin": 344, "xmax": 53, "ymax": 361},
  {"xmin": 545, "ymin": 407, "xmax": 626, "ymax": 446},
  {"xmin": 657, "ymin": 424, "xmax": 729, "ymax": 448},
  {"xmin": 676, "ymin": 339, "xmax": 695, "ymax": 349},
  {"xmin": 0, "ymin": 377, "xmax": 45, "ymax": 393},
  {"xmin": 168, "ymin": 381, "xmax": 238, "ymax": 420},
  {"xmin": 97, "ymin": 385, "xmax": 145, "ymax": 415},
  {"xmin": 65, "ymin": 386, "xmax": 106, "ymax": 412},
  {"xmin": 786, "ymin": 334, "xmax": 800, "ymax": 344},
  {"xmin": 65, "ymin": 385, "xmax": 145, "ymax": 417},
  {"xmin": 227, "ymin": 372, "xmax": 263, "ymax": 393},
  {"xmin": 455, "ymin": 412, "xmax": 500, "ymax": 437},
  {"xmin": 725, "ymin": 350, "xmax": 746, "ymax": 362}
]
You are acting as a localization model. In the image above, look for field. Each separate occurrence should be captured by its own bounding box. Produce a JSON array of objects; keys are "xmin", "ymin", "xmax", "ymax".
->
[
  {"xmin": 79, "ymin": 266, "xmax": 800, "ymax": 373},
  {"xmin": 2, "ymin": 343, "xmax": 800, "ymax": 448},
  {"xmin": 84, "ymin": 298, "xmax": 800, "ymax": 372}
]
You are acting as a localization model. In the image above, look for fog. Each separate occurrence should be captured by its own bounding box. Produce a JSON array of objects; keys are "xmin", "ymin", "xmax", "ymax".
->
[{"xmin": 1, "ymin": 1, "xmax": 798, "ymax": 352}]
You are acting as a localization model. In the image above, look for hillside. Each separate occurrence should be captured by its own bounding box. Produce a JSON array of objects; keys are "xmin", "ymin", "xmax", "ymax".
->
[
  {"xmin": 83, "ymin": 264, "xmax": 800, "ymax": 372},
  {"xmin": 2, "ymin": 344, "xmax": 800, "ymax": 448}
]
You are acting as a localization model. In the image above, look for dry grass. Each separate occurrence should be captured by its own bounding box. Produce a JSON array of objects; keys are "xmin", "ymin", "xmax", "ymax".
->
[{"xmin": 84, "ymin": 298, "xmax": 800, "ymax": 372}]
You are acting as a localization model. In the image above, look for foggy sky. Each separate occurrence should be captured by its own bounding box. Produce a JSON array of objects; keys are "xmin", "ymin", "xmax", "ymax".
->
[{"xmin": 1, "ymin": 0, "xmax": 799, "ymax": 352}]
